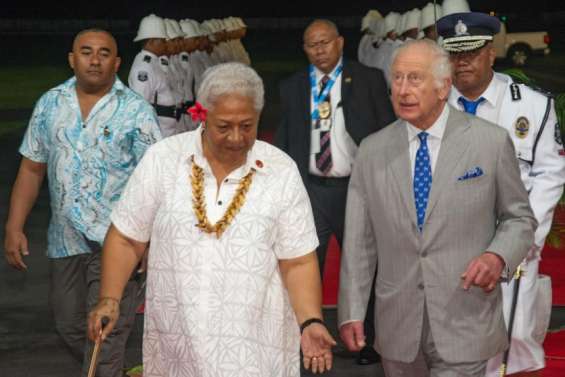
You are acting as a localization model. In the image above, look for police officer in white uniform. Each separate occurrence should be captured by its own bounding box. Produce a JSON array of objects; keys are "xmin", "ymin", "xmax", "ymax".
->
[
  {"xmin": 438, "ymin": 12, "xmax": 565, "ymax": 377},
  {"xmin": 129, "ymin": 14, "xmax": 179, "ymax": 138}
]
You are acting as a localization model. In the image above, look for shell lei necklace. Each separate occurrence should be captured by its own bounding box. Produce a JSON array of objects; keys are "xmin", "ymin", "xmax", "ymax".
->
[{"xmin": 190, "ymin": 156, "xmax": 255, "ymax": 238}]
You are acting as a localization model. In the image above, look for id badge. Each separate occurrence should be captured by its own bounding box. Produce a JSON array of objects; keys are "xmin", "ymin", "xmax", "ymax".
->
[{"xmin": 310, "ymin": 129, "xmax": 321, "ymax": 154}]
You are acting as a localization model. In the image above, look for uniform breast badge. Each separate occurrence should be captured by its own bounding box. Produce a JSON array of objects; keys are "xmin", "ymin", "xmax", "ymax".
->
[{"xmin": 514, "ymin": 116, "xmax": 530, "ymax": 139}]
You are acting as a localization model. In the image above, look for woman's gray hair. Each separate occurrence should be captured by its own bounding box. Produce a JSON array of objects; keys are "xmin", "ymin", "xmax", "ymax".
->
[
  {"xmin": 390, "ymin": 39, "xmax": 452, "ymax": 89},
  {"xmin": 197, "ymin": 62, "xmax": 264, "ymax": 112}
]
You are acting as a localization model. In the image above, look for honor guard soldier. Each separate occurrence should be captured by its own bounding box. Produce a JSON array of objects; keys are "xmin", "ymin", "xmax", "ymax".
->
[
  {"xmin": 233, "ymin": 17, "xmax": 251, "ymax": 66},
  {"xmin": 400, "ymin": 8, "xmax": 421, "ymax": 41},
  {"xmin": 179, "ymin": 19, "xmax": 199, "ymax": 130},
  {"xmin": 438, "ymin": 11, "xmax": 565, "ymax": 377},
  {"xmin": 373, "ymin": 11, "xmax": 400, "ymax": 87},
  {"xmin": 129, "ymin": 14, "xmax": 179, "ymax": 137},
  {"xmin": 358, "ymin": 10, "xmax": 382, "ymax": 66},
  {"xmin": 164, "ymin": 19, "xmax": 188, "ymax": 133},
  {"xmin": 420, "ymin": 2, "xmax": 442, "ymax": 41}
]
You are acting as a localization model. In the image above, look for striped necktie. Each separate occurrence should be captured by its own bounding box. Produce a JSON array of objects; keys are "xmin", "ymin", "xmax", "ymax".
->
[{"xmin": 315, "ymin": 75, "xmax": 333, "ymax": 175}]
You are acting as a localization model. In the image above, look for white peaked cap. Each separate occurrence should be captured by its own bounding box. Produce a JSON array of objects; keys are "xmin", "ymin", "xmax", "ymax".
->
[
  {"xmin": 180, "ymin": 19, "xmax": 199, "ymax": 38},
  {"xmin": 361, "ymin": 10, "xmax": 383, "ymax": 31},
  {"xmin": 403, "ymin": 8, "xmax": 421, "ymax": 33},
  {"xmin": 442, "ymin": 0, "xmax": 470, "ymax": 17},
  {"xmin": 134, "ymin": 14, "xmax": 168, "ymax": 42},
  {"xmin": 420, "ymin": 2, "xmax": 443, "ymax": 29},
  {"xmin": 164, "ymin": 19, "xmax": 184, "ymax": 39},
  {"xmin": 384, "ymin": 12, "xmax": 401, "ymax": 34}
]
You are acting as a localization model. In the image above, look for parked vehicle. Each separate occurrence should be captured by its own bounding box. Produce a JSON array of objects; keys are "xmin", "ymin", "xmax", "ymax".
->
[{"xmin": 493, "ymin": 22, "xmax": 550, "ymax": 66}]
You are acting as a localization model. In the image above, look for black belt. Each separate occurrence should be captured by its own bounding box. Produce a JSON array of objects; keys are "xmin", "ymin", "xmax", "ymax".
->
[
  {"xmin": 153, "ymin": 104, "xmax": 178, "ymax": 120},
  {"xmin": 308, "ymin": 174, "xmax": 350, "ymax": 187}
]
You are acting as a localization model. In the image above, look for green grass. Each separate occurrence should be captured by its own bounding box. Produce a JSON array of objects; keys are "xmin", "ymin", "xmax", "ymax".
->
[{"xmin": 0, "ymin": 65, "xmax": 71, "ymax": 110}]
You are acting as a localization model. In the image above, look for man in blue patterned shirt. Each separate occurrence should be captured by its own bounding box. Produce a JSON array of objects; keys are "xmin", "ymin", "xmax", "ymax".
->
[{"xmin": 3, "ymin": 29, "xmax": 161, "ymax": 376}]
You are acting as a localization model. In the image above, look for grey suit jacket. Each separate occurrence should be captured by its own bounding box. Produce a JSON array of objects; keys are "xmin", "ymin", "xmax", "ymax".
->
[{"xmin": 338, "ymin": 106, "xmax": 536, "ymax": 363}]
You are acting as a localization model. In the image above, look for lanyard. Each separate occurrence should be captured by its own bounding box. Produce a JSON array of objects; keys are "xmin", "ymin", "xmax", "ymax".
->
[{"xmin": 309, "ymin": 63, "xmax": 343, "ymax": 121}]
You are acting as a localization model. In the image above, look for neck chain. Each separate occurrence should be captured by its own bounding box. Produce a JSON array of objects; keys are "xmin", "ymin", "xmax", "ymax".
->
[{"xmin": 190, "ymin": 156, "xmax": 255, "ymax": 238}]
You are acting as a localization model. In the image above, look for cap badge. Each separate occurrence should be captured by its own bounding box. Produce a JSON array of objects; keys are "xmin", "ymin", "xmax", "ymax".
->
[
  {"xmin": 455, "ymin": 20, "xmax": 468, "ymax": 36},
  {"xmin": 514, "ymin": 117, "xmax": 530, "ymax": 139}
]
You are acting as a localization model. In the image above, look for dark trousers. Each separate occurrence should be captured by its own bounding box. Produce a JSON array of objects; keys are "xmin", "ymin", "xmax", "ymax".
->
[
  {"xmin": 49, "ymin": 240, "xmax": 140, "ymax": 377},
  {"xmin": 307, "ymin": 176, "xmax": 376, "ymax": 345}
]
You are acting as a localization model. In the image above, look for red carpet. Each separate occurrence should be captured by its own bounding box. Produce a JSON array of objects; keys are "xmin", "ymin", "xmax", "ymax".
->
[
  {"xmin": 540, "ymin": 244, "xmax": 565, "ymax": 306},
  {"xmin": 543, "ymin": 330, "xmax": 565, "ymax": 377}
]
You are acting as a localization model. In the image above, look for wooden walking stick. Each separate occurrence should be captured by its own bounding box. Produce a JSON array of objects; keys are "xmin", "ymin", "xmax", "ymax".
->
[
  {"xmin": 87, "ymin": 316, "xmax": 109, "ymax": 377},
  {"xmin": 499, "ymin": 265, "xmax": 523, "ymax": 377}
]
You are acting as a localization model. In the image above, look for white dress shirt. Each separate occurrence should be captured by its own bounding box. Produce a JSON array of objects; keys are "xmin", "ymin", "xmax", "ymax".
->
[
  {"xmin": 406, "ymin": 104, "xmax": 450, "ymax": 177},
  {"xmin": 450, "ymin": 73, "xmax": 505, "ymax": 121},
  {"xmin": 309, "ymin": 58, "xmax": 358, "ymax": 177}
]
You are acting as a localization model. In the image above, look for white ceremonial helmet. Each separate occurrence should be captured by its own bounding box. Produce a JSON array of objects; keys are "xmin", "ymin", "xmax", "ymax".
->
[
  {"xmin": 403, "ymin": 8, "xmax": 421, "ymax": 33},
  {"xmin": 189, "ymin": 20, "xmax": 205, "ymax": 37},
  {"xmin": 442, "ymin": 0, "xmax": 471, "ymax": 17},
  {"xmin": 164, "ymin": 19, "xmax": 184, "ymax": 39},
  {"xmin": 383, "ymin": 12, "xmax": 401, "ymax": 35},
  {"xmin": 420, "ymin": 2, "xmax": 443, "ymax": 30},
  {"xmin": 369, "ymin": 18, "xmax": 384, "ymax": 38},
  {"xmin": 396, "ymin": 12, "xmax": 407, "ymax": 35},
  {"xmin": 361, "ymin": 9, "xmax": 383, "ymax": 32},
  {"xmin": 236, "ymin": 17, "xmax": 247, "ymax": 28},
  {"xmin": 133, "ymin": 14, "xmax": 168, "ymax": 42},
  {"xmin": 180, "ymin": 19, "xmax": 199, "ymax": 38},
  {"xmin": 225, "ymin": 18, "xmax": 238, "ymax": 32}
]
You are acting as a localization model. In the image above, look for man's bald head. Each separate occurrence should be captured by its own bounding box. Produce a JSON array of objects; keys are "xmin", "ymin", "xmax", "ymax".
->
[
  {"xmin": 68, "ymin": 28, "xmax": 121, "ymax": 95},
  {"xmin": 302, "ymin": 19, "xmax": 344, "ymax": 74},
  {"xmin": 72, "ymin": 28, "xmax": 118, "ymax": 55},
  {"xmin": 303, "ymin": 19, "xmax": 339, "ymax": 42}
]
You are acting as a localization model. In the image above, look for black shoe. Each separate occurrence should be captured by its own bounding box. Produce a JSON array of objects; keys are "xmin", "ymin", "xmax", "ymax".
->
[{"xmin": 356, "ymin": 345, "xmax": 381, "ymax": 365}]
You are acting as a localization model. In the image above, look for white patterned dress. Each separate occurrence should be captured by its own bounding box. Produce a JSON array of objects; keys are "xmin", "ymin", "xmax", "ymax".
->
[{"xmin": 111, "ymin": 129, "xmax": 319, "ymax": 377}]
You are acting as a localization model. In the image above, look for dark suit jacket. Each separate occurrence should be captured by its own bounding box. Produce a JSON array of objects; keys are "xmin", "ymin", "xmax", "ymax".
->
[{"xmin": 274, "ymin": 59, "xmax": 396, "ymax": 182}]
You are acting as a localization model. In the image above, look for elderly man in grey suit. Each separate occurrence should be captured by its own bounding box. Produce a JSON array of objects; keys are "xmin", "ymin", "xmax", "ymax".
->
[{"xmin": 338, "ymin": 39, "xmax": 537, "ymax": 377}]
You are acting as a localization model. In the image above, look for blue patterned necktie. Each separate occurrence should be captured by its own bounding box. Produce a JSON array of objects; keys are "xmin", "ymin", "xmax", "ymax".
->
[
  {"xmin": 458, "ymin": 96, "xmax": 485, "ymax": 115},
  {"xmin": 414, "ymin": 132, "xmax": 432, "ymax": 232}
]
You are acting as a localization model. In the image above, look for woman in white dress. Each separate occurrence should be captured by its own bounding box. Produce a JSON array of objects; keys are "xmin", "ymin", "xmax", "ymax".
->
[{"xmin": 87, "ymin": 62, "xmax": 336, "ymax": 376}]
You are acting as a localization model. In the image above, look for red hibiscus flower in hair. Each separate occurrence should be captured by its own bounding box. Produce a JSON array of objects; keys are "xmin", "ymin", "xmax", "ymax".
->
[{"xmin": 187, "ymin": 101, "xmax": 208, "ymax": 122}]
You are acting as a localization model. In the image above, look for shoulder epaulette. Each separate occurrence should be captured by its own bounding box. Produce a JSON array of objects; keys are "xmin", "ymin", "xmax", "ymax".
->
[{"xmin": 510, "ymin": 83, "xmax": 521, "ymax": 101}]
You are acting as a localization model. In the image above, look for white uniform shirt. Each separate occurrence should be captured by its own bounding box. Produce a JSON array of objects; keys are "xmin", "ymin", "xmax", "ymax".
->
[
  {"xmin": 308, "ymin": 58, "xmax": 358, "ymax": 177},
  {"xmin": 111, "ymin": 128, "xmax": 318, "ymax": 377},
  {"xmin": 128, "ymin": 50, "xmax": 179, "ymax": 138},
  {"xmin": 128, "ymin": 50, "xmax": 169, "ymax": 105},
  {"xmin": 155, "ymin": 56, "xmax": 179, "ymax": 137},
  {"xmin": 450, "ymin": 72, "xmax": 565, "ymax": 252}
]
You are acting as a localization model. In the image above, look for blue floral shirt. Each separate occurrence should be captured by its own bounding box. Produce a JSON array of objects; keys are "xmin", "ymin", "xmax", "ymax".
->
[{"xmin": 20, "ymin": 76, "xmax": 162, "ymax": 258}]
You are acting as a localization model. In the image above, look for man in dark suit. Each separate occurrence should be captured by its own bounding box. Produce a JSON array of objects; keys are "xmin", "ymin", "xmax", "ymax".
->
[{"xmin": 274, "ymin": 18, "xmax": 395, "ymax": 365}]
